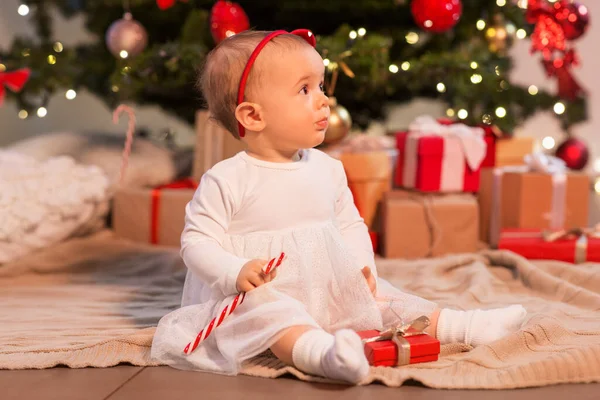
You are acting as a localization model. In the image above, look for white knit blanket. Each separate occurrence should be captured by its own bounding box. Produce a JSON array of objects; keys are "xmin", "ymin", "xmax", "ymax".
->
[{"xmin": 0, "ymin": 150, "xmax": 111, "ymax": 264}]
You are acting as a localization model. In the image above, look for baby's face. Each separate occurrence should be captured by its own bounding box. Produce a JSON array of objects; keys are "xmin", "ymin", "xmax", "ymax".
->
[{"xmin": 253, "ymin": 45, "xmax": 330, "ymax": 151}]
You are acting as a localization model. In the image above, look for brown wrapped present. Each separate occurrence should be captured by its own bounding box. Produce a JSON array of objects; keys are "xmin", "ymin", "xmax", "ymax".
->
[
  {"xmin": 325, "ymin": 134, "xmax": 397, "ymax": 233},
  {"xmin": 341, "ymin": 151, "xmax": 393, "ymax": 230},
  {"xmin": 193, "ymin": 110, "xmax": 246, "ymax": 180},
  {"xmin": 478, "ymin": 153, "xmax": 589, "ymax": 246},
  {"xmin": 381, "ymin": 190, "xmax": 479, "ymax": 259},
  {"xmin": 112, "ymin": 179, "xmax": 197, "ymax": 247},
  {"xmin": 495, "ymin": 137, "xmax": 535, "ymax": 167}
]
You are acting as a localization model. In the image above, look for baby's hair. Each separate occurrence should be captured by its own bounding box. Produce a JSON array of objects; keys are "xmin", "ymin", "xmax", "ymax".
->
[{"xmin": 198, "ymin": 30, "xmax": 313, "ymax": 139}]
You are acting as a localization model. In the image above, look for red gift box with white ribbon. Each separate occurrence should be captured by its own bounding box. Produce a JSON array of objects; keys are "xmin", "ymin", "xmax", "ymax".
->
[{"xmin": 394, "ymin": 116, "xmax": 487, "ymax": 193}]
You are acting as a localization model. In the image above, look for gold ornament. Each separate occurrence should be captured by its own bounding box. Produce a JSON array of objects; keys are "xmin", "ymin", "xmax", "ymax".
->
[
  {"xmin": 321, "ymin": 48, "xmax": 355, "ymax": 145},
  {"xmin": 324, "ymin": 97, "xmax": 352, "ymax": 145},
  {"xmin": 485, "ymin": 14, "xmax": 514, "ymax": 54}
]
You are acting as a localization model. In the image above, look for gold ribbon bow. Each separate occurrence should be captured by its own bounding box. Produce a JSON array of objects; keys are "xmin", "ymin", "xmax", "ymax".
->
[
  {"xmin": 361, "ymin": 316, "xmax": 430, "ymax": 366},
  {"xmin": 543, "ymin": 225, "xmax": 600, "ymax": 264}
]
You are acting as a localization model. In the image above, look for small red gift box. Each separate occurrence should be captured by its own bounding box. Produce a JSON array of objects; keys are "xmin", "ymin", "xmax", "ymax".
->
[
  {"xmin": 394, "ymin": 117, "xmax": 485, "ymax": 193},
  {"xmin": 481, "ymin": 125, "xmax": 499, "ymax": 168},
  {"xmin": 498, "ymin": 229, "xmax": 600, "ymax": 263},
  {"xmin": 357, "ymin": 329, "xmax": 440, "ymax": 367}
]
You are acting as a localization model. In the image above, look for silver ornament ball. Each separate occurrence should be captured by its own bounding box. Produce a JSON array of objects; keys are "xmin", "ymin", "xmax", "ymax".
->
[{"xmin": 106, "ymin": 12, "xmax": 148, "ymax": 58}]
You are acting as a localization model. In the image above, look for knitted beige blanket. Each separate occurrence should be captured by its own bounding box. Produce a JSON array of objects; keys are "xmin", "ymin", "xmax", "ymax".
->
[{"xmin": 1, "ymin": 231, "xmax": 599, "ymax": 389}]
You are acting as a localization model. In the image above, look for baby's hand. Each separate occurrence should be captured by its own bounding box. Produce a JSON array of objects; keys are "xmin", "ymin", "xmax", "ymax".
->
[
  {"xmin": 361, "ymin": 266, "xmax": 376, "ymax": 296},
  {"xmin": 236, "ymin": 259, "xmax": 277, "ymax": 292}
]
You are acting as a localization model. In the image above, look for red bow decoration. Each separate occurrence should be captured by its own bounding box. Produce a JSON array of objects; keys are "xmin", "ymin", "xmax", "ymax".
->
[
  {"xmin": 0, "ymin": 68, "xmax": 31, "ymax": 106},
  {"xmin": 542, "ymin": 49, "xmax": 585, "ymax": 100},
  {"xmin": 526, "ymin": 0, "xmax": 554, "ymax": 23},
  {"xmin": 526, "ymin": 0, "xmax": 586, "ymax": 100},
  {"xmin": 156, "ymin": 0, "xmax": 187, "ymax": 10}
]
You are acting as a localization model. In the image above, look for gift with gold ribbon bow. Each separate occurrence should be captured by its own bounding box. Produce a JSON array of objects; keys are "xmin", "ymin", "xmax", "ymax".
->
[
  {"xmin": 0, "ymin": 68, "xmax": 30, "ymax": 106},
  {"xmin": 357, "ymin": 316, "xmax": 440, "ymax": 367},
  {"xmin": 499, "ymin": 225, "xmax": 600, "ymax": 264}
]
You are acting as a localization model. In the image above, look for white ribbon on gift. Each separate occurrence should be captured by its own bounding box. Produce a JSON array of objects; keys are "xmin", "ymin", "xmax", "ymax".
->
[
  {"xmin": 402, "ymin": 116, "xmax": 487, "ymax": 192},
  {"xmin": 327, "ymin": 133, "xmax": 396, "ymax": 155},
  {"xmin": 489, "ymin": 152, "xmax": 568, "ymax": 247}
]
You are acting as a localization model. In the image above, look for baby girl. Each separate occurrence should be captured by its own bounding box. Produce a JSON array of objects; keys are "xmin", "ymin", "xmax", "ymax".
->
[{"xmin": 151, "ymin": 29, "xmax": 527, "ymax": 384}]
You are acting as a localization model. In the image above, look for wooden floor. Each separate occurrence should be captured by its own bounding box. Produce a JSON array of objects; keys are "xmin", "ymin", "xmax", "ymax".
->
[{"xmin": 2, "ymin": 365, "xmax": 599, "ymax": 400}]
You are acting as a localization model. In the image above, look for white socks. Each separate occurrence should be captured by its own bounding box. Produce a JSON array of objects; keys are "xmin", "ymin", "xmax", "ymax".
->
[
  {"xmin": 291, "ymin": 329, "xmax": 369, "ymax": 384},
  {"xmin": 289, "ymin": 306, "xmax": 527, "ymax": 383},
  {"xmin": 436, "ymin": 305, "xmax": 527, "ymax": 346}
]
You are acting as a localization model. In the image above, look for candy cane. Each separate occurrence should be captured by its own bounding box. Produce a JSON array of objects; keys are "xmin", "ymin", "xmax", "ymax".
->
[
  {"xmin": 183, "ymin": 252, "xmax": 285, "ymax": 355},
  {"xmin": 112, "ymin": 104, "xmax": 136, "ymax": 185}
]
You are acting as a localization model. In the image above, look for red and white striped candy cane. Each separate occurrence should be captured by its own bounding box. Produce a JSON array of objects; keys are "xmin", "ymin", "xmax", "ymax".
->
[
  {"xmin": 183, "ymin": 252, "xmax": 286, "ymax": 355},
  {"xmin": 112, "ymin": 104, "xmax": 136, "ymax": 186}
]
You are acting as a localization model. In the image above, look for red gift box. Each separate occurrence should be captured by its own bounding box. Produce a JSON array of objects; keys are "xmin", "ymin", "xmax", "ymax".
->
[
  {"xmin": 357, "ymin": 329, "xmax": 440, "ymax": 367},
  {"xmin": 436, "ymin": 119, "xmax": 497, "ymax": 168},
  {"xmin": 481, "ymin": 125, "xmax": 498, "ymax": 168},
  {"xmin": 498, "ymin": 229, "xmax": 600, "ymax": 263},
  {"xmin": 393, "ymin": 117, "xmax": 485, "ymax": 193}
]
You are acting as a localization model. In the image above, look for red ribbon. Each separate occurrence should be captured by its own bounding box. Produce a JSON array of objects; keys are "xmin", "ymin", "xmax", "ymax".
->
[
  {"xmin": 0, "ymin": 68, "xmax": 31, "ymax": 106},
  {"xmin": 150, "ymin": 178, "xmax": 198, "ymax": 244},
  {"xmin": 542, "ymin": 49, "xmax": 585, "ymax": 100},
  {"xmin": 526, "ymin": 0, "xmax": 554, "ymax": 23},
  {"xmin": 527, "ymin": 0, "xmax": 586, "ymax": 100}
]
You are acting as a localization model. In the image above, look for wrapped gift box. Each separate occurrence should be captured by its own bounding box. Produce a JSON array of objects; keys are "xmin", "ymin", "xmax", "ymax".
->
[
  {"xmin": 326, "ymin": 135, "xmax": 396, "ymax": 241},
  {"xmin": 498, "ymin": 229, "xmax": 600, "ymax": 263},
  {"xmin": 381, "ymin": 190, "xmax": 479, "ymax": 259},
  {"xmin": 479, "ymin": 124, "xmax": 535, "ymax": 168},
  {"xmin": 495, "ymin": 137, "xmax": 535, "ymax": 167},
  {"xmin": 394, "ymin": 116, "xmax": 486, "ymax": 193},
  {"xmin": 342, "ymin": 151, "xmax": 393, "ymax": 229},
  {"xmin": 193, "ymin": 110, "xmax": 246, "ymax": 180},
  {"xmin": 343, "ymin": 150, "xmax": 393, "ymax": 253},
  {"xmin": 112, "ymin": 179, "xmax": 197, "ymax": 247},
  {"xmin": 479, "ymin": 162, "xmax": 589, "ymax": 246},
  {"xmin": 357, "ymin": 329, "xmax": 440, "ymax": 367}
]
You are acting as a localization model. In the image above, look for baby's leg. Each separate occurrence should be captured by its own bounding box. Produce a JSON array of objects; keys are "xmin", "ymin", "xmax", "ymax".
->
[
  {"xmin": 270, "ymin": 326, "xmax": 369, "ymax": 384},
  {"xmin": 435, "ymin": 305, "xmax": 527, "ymax": 346}
]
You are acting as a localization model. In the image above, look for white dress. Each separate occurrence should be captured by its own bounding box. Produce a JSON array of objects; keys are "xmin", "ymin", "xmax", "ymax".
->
[{"xmin": 151, "ymin": 148, "xmax": 437, "ymax": 374}]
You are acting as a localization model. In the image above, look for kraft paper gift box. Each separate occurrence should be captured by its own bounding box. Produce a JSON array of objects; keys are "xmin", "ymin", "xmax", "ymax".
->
[
  {"xmin": 193, "ymin": 110, "xmax": 246, "ymax": 180},
  {"xmin": 478, "ymin": 124, "xmax": 535, "ymax": 168},
  {"xmin": 381, "ymin": 190, "xmax": 479, "ymax": 259},
  {"xmin": 112, "ymin": 179, "xmax": 197, "ymax": 247},
  {"xmin": 478, "ymin": 153, "xmax": 589, "ymax": 246},
  {"xmin": 394, "ymin": 116, "xmax": 486, "ymax": 193},
  {"xmin": 495, "ymin": 137, "xmax": 535, "ymax": 167},
  {"xmin": 326, "ymin": 134, "xmax": 397, "ymax": 252}
]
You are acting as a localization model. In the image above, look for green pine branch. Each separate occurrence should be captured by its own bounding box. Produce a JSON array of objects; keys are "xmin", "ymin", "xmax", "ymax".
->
[{"xmin": 0, "ymin": 0, "xmax": 588, "ymax": 133}]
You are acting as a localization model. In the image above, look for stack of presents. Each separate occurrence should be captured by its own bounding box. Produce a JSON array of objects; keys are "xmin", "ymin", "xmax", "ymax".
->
[
  {"xmin": 112, "ymin": 112, "xmax": 593, "ymax": 264},
  {"xmin": 109, "ymin": 112, "xmax": 594, "ymax": 367}
]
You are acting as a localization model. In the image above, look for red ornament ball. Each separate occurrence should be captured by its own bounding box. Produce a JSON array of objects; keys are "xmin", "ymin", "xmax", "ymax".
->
[
  {"xmin": 210, "ymin": 0, "xmax": 250, "ymax": 44},
  {"xmin": 410, "ymin": 0, "xmax": 462, "ymax": 33},
  {"xmin": 555, "ymin": 137, "xmax": 589, "ymax": 170},
  {"xmin": 554, "ymin": 1, "xmax": 590, "ymax": 41}
]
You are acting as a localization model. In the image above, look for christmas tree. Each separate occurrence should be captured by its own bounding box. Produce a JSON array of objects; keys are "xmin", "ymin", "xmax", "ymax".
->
[{"xmin": 0, "ymin": 0, "xmax": 589, "ymax": 134}]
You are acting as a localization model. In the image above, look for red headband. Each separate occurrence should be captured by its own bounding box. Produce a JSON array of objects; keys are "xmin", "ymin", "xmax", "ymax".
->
[{"xmin": 236, "ymin": 29, "xmax": 317, "ymax": 138}]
